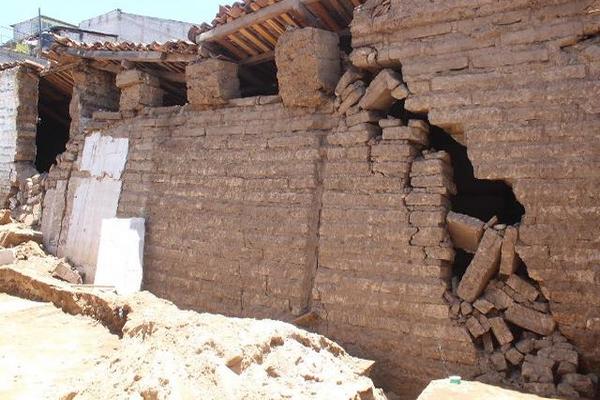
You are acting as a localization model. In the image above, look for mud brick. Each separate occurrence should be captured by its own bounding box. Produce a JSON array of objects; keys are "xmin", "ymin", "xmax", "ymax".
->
[
  {"xmin": 477, "ymin": 314, "xmax": 491, "ymax": 333},
  {"xmin": 382, "ymin": 126, "xmax": 428, "ymax": 145},
  {"xmin": 506, "ymin": 347, "xmax": 524, "ymax": 366},
  {"xmin": 335, "ymin": 67, "xmax": 364, "ymax": 96},
  {"xmin": 379, "ymin": 117, "xmax": 403, "ymax": 128},
  {"xmin": 346, "ymin": 110, "xmax": 383, "ymax": 127},
  {"xmin": 538, "ymin": 346, "xmax": 579, "ymax": 365},
  {"xmin": 489, "ymin": 317, "xmax": 514, "ymax": 345},
  {"xmin": 473, "ymin": 298, "xmax": 495, "ymax": 314},
  {"xmin": 522, "ymin": 360, "xmax": 554, "ymax": 383},
  {"xmin": 499, "ymin": 226, "xmax": 520, "ymax": 276},
  {"xmin": 408, "ymin": 119, "xmax": 429, "ymax": 133},
  {"xmin": 561, "ymin": 373, "xmax": 596, "ymax": 398},
  {"xmin": 505, "ymin": 303, "xmax": 556, "ymax": 336},
  {"xmin": 457, "ymin": 229, "xmax": 502, "ymax": 302},
  {"xmin": 506, "ymin": 275, "xmax": 539, "ymax": 302},
  {"xmin": 556, "ymin": 382, "xmax": 579, "ymax": 398},
  {"xmin": 450, "ymin": 303, "xmax": 461, "ymax": 317},
  {"xmin": 483, "ymin": 286, "xmax": 514, "ymax": 310},
  {"xmin": 446, "ymin": 211, "xmax": 485, "ymax": 253},
  {"xmin": 490, "ymin": 352, "xmax": 507, "ymax": 371},
  {"xmin": 460, "ymin": 301, "xmax": 473, "ymax": 316},
  {"xmin": 466, "ymin": 316, "xmax": 486, "ymax": 338},
  {"xmin": 515, "ymin": 338, "xmax": 535, "ymax": 354},
  {"xmin": 482, "ymin": 332, "xmax": 494, "ymax": 353},
  {"xmin": 525, "ymin": 354, "xmax": 556, "ymax": 369},
  {"xmin": 359, "ymin": 69, "xmax": 404, "ymax": 111},
  {"xmin": 391, "ymin": 83, "xmax": 409, "ymax": 100},
  {"xmin": 557, "ymin": 361, "xmax": 577, "ymax": 376}
]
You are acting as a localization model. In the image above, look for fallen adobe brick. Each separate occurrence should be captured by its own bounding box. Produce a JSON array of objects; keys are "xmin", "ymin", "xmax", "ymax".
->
[
  {"xmin": 489, "ymin": 317, "xmax": 514, "ymax": 345},
  {"xmin": 446, "ymin": 211, "xmax": 485, "ymax": 253},
  {"xmin": 359, "ymin": 69, "xmax": 403, "ymax": 111},
  {"xmin": 505, "ymin": 303, "xmax": 556, "ymax": 336},
  {"xmin": 457, "ymin": 228, "xmax": 502, "ymax": 302},
  {"xmin": 506, "ymin": 274, "xmax": 539, "ymax": 302},
  {"xmin": 499, "ymin": 226, "xmax": 520, "ymax": 276}
]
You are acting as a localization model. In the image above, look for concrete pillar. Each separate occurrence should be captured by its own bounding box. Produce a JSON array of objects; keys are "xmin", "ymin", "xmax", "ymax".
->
[
  {"xmin": 185, "ymin": 59, "xmax": 240, "ymax": 108},
  {"xmin": 275, "ymin": 27, "xmax": 341, "ymax": 108},
  {"xmin": 116, "ymin": 69, "xmax": 164, "ymax": 111}
]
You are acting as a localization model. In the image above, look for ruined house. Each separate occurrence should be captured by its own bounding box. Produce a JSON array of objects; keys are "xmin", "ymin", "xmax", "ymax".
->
[{"xmin": 0, "ymin": 0, "xmax": 599, "ymax": 399}]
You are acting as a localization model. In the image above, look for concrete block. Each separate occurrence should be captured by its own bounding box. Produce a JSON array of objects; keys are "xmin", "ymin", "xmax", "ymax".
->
[{"xmin": 95, "ymin": 218, "xmax": 145, "ymax": 295}]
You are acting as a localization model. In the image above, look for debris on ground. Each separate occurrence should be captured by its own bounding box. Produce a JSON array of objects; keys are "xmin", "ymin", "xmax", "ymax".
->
[{"xmin": 0, "ymin": 247, "xmax": 387, "ymax": 400}]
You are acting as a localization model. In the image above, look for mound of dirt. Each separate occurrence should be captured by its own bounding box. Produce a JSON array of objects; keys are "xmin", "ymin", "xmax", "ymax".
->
[{"xmin": 0, "ymin": 247, "xmax": 386, "ymax": 400}]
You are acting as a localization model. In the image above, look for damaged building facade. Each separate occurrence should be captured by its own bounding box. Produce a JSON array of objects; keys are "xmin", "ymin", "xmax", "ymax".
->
[{"xmin": 0, "ymin": 0, "xmax": 598, "ymax": 399}]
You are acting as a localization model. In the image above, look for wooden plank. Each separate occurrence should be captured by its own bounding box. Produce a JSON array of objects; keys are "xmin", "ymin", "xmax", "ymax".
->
[
  {"xmin": 196, "ymin": 0, "xmax": 322, "ymax": 43},
  {"xmin": 239, "ymin": 27, "xmax": 272, "ymax": 52},
  {"xmin": 216, "ymin": 38, "xmax": 248, "ymax": 60},
  {"xmin": 251, "ymin": 23, "xmax": 278, "ymax": 46},
  {"xmin": 328, "ymin": 0, "xmax": 352, "ymax": 22},
  {"xmin": 241, "ymin": 50, "xmax": 275, "ymax": 65},
  {"xmin": 307, "ymin": 2, "xmax": 342, "ymax": 31},
  {"xmin": 228, "ymin": 33, "xmax": 260, "ymax": 56}
]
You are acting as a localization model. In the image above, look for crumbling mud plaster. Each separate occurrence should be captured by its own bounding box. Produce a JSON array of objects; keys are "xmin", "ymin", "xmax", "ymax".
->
[
  {"xmin": 351, "ymin": 0, "xmax": 600, "ymax": 386},
  {"xmin": 0, "ymin": 66, "xmax": 39, "ymax": 206}
]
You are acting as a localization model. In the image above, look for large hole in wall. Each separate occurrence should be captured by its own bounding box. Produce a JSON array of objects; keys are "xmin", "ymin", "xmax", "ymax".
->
[{"xmin": 36, "ymin": 77, "xmax": 71, "ymax": 173}]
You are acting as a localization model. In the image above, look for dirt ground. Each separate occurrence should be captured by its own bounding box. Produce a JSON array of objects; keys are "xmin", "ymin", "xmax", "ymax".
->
[
  {"xmin": 0, "ymin": 243, "xmax": 387, "ymax": 400},
  {"xmin": 0, "ymin": 293, "xmax": 120, "ymax": 400}
]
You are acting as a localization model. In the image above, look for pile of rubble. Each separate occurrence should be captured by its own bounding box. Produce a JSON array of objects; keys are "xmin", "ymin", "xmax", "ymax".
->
[
  {"xmin": 8, "ymin": 173, "xmax": 45, "ymax": 227},
  {"xmin": 445, "ymin": 212, "xmax": 598, "ymax": 399},
  {"xmin": 334, "ymin": 66, "xmax": 409, "ymax": 116}
]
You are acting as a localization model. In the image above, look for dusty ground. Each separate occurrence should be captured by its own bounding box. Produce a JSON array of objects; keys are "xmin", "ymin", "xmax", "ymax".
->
[
  {"xmin": 0, "ymin": 294, "xmax": 120, "ymax": 400},
  {"xmin": 0, "ymin": 240, "xmax": 386, "ymax": 400}
]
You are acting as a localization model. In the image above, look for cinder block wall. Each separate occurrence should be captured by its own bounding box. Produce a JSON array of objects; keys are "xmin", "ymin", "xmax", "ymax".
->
[
  {"xmin": 0, "ymin": 66, "xmax": 38, "ymax": 206},
  {"xmin": 351, "ymin": 0, "xmax": 600, "ymax": 382}
]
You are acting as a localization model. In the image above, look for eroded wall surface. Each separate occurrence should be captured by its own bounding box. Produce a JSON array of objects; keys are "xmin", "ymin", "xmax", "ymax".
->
[
  {"xmin": 0, "ymin": 66, "xmax": 38, "ymax": 206},
  {"xmin": 351, "ymin": 0, "xmax": 600, "ymax": 378}
]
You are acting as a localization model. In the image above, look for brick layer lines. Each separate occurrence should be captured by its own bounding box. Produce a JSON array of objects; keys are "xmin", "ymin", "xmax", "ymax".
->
[{"xmin": 351, "ymin": 0, "xmax": 600, "ymax": 378}]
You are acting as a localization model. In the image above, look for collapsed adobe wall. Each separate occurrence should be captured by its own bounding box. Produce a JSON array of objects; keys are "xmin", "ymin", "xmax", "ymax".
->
[
  {"xmin": 350, "ymin": 0, "xmax": 600, "ymax": 391},
  {"xmin": 0, "ymin": 66, "xmax": 39, "ymax": 207},
  {"xmin": 35, "ymin": 14, "xmax": 600, "ymax": 399}
]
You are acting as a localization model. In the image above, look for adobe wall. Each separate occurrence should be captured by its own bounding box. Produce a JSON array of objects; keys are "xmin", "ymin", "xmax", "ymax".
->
[
  {"xmin": 0, "ymin": 66, "xmax": 38, "ymax": 207},
  {"xmin": 351, "ymin": 0, "xmax": 600, "ymax": 383}
]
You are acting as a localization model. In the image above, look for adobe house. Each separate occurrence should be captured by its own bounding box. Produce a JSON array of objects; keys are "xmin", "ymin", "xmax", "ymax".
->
[{"xmin": 0, "ymin": 1, "xmax": 598, "ymax": 399}]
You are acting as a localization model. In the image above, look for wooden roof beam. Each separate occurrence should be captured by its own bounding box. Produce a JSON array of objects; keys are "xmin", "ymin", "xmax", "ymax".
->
[{"xmin": 196, "ymin": 0, "xmax": 323, "ymax": 43}]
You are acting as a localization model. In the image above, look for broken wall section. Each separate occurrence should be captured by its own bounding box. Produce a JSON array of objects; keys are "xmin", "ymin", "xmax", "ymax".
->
[
  {"xmin": 0, "ymin": 66, "xmax": 39, "ymax": 207},
  {"xmin": 351, "ymin": 0, "xmax": 600, "ymax": 379},
  {"xmin": 311, "ymin": 67, "xmax": 477, "ymax": 397}
]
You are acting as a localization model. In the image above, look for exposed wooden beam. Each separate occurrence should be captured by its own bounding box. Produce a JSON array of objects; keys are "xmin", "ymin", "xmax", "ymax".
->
[
  {"xmin": 40, "ymin": 61, "xmax": 81, "ymax": 77},
  {"xmin": 216, "ymin": 39, "xmax": 248, "ymax": 60},
  {"xmin": 196, "ymin": 0, "xmax": 322, "ymax": 43},
  {"xmin": 239, "ymin": 27, "xmax": 272, "ymax": 52},
  {"xmin": 228, "ymin": 33, "xmax": 260, "ymax": 56},
  {"xmin": 60, "ymin": 48, "xmax": 198, "ymax": 63},
  {"xmin": 241, "ymin": 50, "xmax": 275, "ymax": 65},
  {"xmin": 307, "ymin": 2, "xmax": 342, "ymax": 31}
]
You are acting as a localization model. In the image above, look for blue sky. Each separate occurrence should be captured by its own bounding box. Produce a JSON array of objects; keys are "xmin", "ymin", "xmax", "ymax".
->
[{"xmin": 0, "ymin": 0, "xmax": 224, "ymax": 42}]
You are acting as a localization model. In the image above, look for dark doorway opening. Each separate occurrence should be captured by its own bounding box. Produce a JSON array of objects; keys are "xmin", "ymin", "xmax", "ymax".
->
[{"xmin": 36, "ymin": 77, "xmax": 71, "ymax": 173}]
